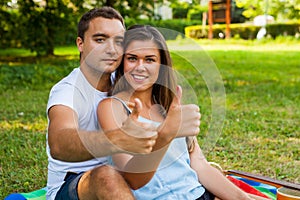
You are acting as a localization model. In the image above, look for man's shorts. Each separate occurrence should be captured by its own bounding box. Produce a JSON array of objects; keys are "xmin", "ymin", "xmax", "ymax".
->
[{"xmin": 55, "ymin": 172, "xmax": 84, "ymax": 200}]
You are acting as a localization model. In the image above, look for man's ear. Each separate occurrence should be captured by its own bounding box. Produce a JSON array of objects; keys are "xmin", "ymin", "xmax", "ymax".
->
[{"xmin": 76, "ymin": 37, "xmax": 83, "ymax": 52}]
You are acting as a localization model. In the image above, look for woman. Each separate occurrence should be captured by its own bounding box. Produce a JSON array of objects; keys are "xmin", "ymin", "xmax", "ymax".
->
[{"xmin": 97, "ymin": 25, "xmax": 266, "ymax": 200}]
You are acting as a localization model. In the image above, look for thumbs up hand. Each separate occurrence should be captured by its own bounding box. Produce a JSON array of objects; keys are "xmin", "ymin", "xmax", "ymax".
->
[
  {"xmin": 119, "ymin": 98, "xmax": 158, "ymax": 154},
  {"xmin": 158, "ymin": 85, "xmax": 201, "ymax": 143},
  {"xmin": 129, "ymin": 98, "xmax": 142, "ymax": 122}
]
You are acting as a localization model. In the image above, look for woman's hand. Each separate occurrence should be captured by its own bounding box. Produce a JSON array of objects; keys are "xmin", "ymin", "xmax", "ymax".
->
[{"xmin": 158, "ymin": 85, "xmax": 201, "ymax": 143}]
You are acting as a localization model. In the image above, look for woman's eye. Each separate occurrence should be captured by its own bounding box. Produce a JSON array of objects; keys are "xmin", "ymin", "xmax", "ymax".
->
[
  {"xmin": 146, "ymin": 58, "xmax": 155, "ymax": 63},
  {"xmin": 127, "ymin": 57, "xmax": 136, "ymax": 61}
]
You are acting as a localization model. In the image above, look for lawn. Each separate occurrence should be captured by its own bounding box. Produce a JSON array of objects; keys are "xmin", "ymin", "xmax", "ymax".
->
[{"xmin": 0, "ymin": 39, "xmax": 299, "ymax": 198}]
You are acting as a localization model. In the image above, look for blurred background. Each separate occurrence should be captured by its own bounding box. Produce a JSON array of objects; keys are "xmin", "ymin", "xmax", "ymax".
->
[
  {"xmin": 0, "ymin": 0, "xmax": 299, "ymax": 198},
  {"xmin": 0, "ymin": 0, "xmax": 299, "ymax": 56}
]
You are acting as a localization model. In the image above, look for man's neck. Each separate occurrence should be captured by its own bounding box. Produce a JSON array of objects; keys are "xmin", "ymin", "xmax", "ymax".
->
[
  {"xmin": 80, "ymin": 65, "xmax": 112, "ymax": 92},
  {"xmin": 96, "ymin": 74, "xmax": 112, "ymax": 92}
]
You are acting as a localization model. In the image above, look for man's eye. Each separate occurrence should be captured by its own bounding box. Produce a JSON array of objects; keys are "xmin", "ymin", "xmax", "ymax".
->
[
  {"xmin": 96, "ymin": 38, "xmax": 105, "ymax": 43},
  {"xmin": 115, "ymin": 40, "xmax": 123, "ymax": 46}
]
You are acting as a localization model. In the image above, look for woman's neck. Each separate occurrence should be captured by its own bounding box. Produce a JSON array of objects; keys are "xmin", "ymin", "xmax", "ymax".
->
[
  {"xmin": 131, "ymin": 88, "xmax": 153, "ymax": 107},
  {"xmin": 117, "ymin": 88, "xmax": 164, "ymax": 122}
]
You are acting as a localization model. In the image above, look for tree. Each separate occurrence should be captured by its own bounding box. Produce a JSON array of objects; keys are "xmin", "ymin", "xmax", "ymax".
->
[
  {"xmin": 78, "ymin": 0, "xmax": 169, "ymax": 20},
  {"xmin": 171, "ymin": 1, "xmax": 190, "ymax": 19},
  {"xmin": 0, "ymin": 0, "xmax": 22, "ymax": 48},
  {"xmin": 231, "ymin": 0, "xmax": 247, "ymax": 23},
  {"xmin": 1, "ymin": 0, "xmax": 177, "ymax": 56},
  {"xmin": 268, "ymin": 0, "xmax": 300, "ymax": 20},
  {"xmin": 236, "ymin": 0, "xmax": 300, "ymax": 20},
  {"xmin": 17, "ymin": 0, "xmax": 76, "ymax": 56}
]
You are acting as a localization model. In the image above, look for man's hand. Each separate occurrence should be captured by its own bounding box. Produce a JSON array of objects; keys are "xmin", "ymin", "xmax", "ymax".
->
[
  {"xmin": 109, "ymin": 98, "xmax": 158, "ymax": 154},
  {"xmin": 158, "ymin": 85, "xmax": 201, "ymax": 142}
]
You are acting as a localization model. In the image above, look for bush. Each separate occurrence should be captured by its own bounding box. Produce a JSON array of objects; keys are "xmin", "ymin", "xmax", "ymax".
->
[
  {"xmin": 267, "ymin": 22, "xmax": 300, "ymax": 38},
  {"xmin": 0, "ymin": 10, "xmax": 22, "ymax": 49},
  {"xmin": 125, "ymin": 19, "xmax": 201, "ymax": 40},
  {"xmin": 185, "ymin": 22, "xmax": 300, "ymax": 40},
  {"xmin": 0, "ymin": 59, "xmax": 77, "ymax": 91},
  {"xmin": 230, "ymin": 24, "xmax": 261, "ymax": 39},
  {"xmin": 187, "ymin": 4, "xmax": 207, "ymax": 21},
  {"xmin": 173, "ymin": 7, "xmax": 188, "ymax": 19}
]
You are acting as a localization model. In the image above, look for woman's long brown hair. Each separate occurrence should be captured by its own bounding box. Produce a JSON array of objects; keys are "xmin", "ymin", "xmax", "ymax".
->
[{"xmin": 112, "ymin": 25, "xmax": 177, "ymax": 116}]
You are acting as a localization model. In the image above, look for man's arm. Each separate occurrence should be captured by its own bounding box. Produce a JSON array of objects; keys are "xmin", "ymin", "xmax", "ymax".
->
[
  {"xmin": 48, "ymin": 105, "xmax": 158, "ymax": 162},
  {"xmin": 48, "ymin": 105, "xmax": 91, "ymax": 161}
]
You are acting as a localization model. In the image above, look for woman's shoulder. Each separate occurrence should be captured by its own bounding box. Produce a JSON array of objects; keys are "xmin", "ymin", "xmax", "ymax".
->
[
  {"xmin": 99, "ymin": 94, "xmax": 132, "ymax": 116},
  {"xmin": 99, "ymin": 96, "xmax": 123, "ymax": 110},
  {"xmin": 97, "ymin": 96, "xmax": 129, "ymax": 129},
  {"xmin": 114, "ymin": 91, "xmax": 130, "ymax": 100}
]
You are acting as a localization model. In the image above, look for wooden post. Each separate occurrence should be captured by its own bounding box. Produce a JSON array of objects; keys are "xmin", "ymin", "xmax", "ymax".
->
[
  {"xmin": 208, "ymin": 0, "xmax": 231, "ymax": 39},
  {"xmin": 225, "ymin": 0, "xmax": 231, "ymax": 39},
  {"xmin": 208, "ymin": 0, "xmax": 213, "ymax": 39}
]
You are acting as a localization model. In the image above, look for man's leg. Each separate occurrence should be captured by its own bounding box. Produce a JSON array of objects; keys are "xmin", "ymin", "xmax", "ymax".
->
[{"xmin": 78, "ymin": 165, "xmax": 135, "ymax": 200}]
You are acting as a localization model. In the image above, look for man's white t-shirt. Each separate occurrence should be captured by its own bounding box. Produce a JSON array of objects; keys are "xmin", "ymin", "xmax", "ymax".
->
[{"xmin": 46, "ymin": 68, "xmax": 108, "ymax": 199}]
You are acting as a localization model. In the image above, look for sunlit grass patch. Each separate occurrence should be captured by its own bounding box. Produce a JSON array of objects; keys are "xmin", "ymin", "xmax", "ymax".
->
[{"xmin": 0, "ymin": 41, "xmax": 299, "ymax": 198}]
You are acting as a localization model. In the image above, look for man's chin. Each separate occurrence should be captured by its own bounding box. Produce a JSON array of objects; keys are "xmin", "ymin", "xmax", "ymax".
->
[{"xmin": 100, "ymin": 65, "xmax": 119, "ymax": 74}]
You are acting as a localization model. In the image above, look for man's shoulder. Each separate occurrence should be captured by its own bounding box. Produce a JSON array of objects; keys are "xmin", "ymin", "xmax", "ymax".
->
[
  {"xmin": 54, "ymin": 68, "xmax": 80, "ymax": 86},
  {"xmin": 47, "ymin": 68, "xmax": 79, "ymax": 100},
  {"xmin": 49, "ymin": 68, "xmax": 82, "ymax": 92}
]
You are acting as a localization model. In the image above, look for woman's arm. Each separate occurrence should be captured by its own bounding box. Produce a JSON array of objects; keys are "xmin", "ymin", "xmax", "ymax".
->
[
  {"xmin": 98, "ymin": 98, "xmax": 169, "ymax": 189},
  {"xmin": 48, "ymin": 105, "xmax": 153, "ymax": 161},
  {"xmin": 189, "ymin": 140, "xmax": 269, "ymax": 200}
]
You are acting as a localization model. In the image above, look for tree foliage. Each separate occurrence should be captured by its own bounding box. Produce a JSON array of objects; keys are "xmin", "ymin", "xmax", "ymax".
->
[
  {"xmin": 17, "ymin": 0, "xmax": 76, "ymax": 56},
  {"xmin": 0, "ymin": 0, "xmax": 81, "ymax": 56},
  {"xmin": 1, "ymin": 0, "xmax": 299, "ymax": 56},
  {"xmin": 0, "ymin": 0, "xmax": 169, "ymax": 56},
  {"xmin": 236, "ymin": 0, "xmax": 300, "ymax": 20}
]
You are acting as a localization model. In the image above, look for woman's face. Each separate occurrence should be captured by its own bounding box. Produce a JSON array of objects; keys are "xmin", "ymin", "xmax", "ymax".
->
[{"xmin": 124, "ymin": 40, "xmax": 161, "ymax": 92}]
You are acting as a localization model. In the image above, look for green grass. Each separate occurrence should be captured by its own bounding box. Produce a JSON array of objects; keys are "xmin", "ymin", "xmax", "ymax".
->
[
  {"xmin": 0, "ymin": 89, "xmax": 48, "ymax": 197},
  {"xmin": 173, "ymin": 49, "xmax": 299, "ymax": 179},
  {"xmin": 170, "ymin": 40, "xmax": 299, "ymax": 183},
  {"xmin": 0, "ymin": 40, "xmax": 299, "ymax": 198}
]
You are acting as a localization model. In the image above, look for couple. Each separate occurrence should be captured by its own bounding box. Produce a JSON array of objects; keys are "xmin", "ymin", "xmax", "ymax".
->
[{"xmin": 46, "ymin": 7, "xmax": 264, "ymax": 200}]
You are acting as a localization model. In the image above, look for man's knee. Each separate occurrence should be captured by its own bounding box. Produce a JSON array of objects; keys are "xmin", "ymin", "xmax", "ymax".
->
[
  {"xmin": 91, "ymin": 165, "xmax": 127, "ymax": 190},
  {"xmin": 79, "ymin": 165, "xmax": 134, "ymax": 200}
]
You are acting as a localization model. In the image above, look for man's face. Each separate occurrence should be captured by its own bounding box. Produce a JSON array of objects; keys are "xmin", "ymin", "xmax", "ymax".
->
[{"xmin": 78, "ymin": 17, "xmax": 125, "ymax": 74}]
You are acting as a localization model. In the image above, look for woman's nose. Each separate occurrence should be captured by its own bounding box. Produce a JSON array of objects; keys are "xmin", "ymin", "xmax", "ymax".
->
[{"xmin": 135, "ymin": 59, "xmax": 146, "ymax": 71}]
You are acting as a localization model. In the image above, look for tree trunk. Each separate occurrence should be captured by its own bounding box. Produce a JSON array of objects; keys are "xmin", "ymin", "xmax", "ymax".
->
[
  {"xmin": 46, "ymin": 47, "xmax": 54, "ymax": 56},
  {"xmin": 105, "ymin": 0, "xmax": 115, "ymax": 7},
  {"xmin": 45, "ymin": 0, "xmax": 55, "ymax": 56}
]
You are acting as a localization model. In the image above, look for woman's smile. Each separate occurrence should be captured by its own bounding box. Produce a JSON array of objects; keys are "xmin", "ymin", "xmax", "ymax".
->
[
  {"xmin": 131, "ymin": 74, "xmax": 148, "ymax": 82},
  {"xmin": 124, "ymin": 40, "xmax": 161, "ymax": 91}
]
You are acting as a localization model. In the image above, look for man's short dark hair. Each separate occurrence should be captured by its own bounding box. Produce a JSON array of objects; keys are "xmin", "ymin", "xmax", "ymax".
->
[{"xmin": 77, "ymin": 7, "xmax": 124, "ymax": 41}]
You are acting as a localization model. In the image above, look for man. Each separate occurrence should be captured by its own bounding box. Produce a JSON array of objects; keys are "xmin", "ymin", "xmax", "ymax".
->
[{"xmin": 46, "ymin": 7, "xmax": 200, "ymax": 200}]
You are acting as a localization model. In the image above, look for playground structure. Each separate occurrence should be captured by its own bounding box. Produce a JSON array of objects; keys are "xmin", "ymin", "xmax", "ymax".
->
[{"xmin": 208, "ymin": 0, "xmax": 231, "ymax": 39}]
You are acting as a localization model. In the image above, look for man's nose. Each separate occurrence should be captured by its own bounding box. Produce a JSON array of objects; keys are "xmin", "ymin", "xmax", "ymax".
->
[{"xmin": 105, "ymin": 39, "xmax": 117, "ymax": 55}]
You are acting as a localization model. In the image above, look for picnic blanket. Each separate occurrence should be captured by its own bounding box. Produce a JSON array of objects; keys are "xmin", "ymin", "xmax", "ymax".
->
[
  {"xmin": 227, "ymin": 175, "xmax": 277, "ymax": 199},
  {"xmin": 4, "ymin": 173, "xmax": 299, "ymax": 199},
  {"xmin": 4, "ymin": 176, "xmax": 277, "ymax": 200},
  {"xmin": 4, "ymin": 187, "xmax": 47, "ymax": 200},
  {"xmin": 225, "ymin": 170, "xmax": 300, "ymax": 200}
]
